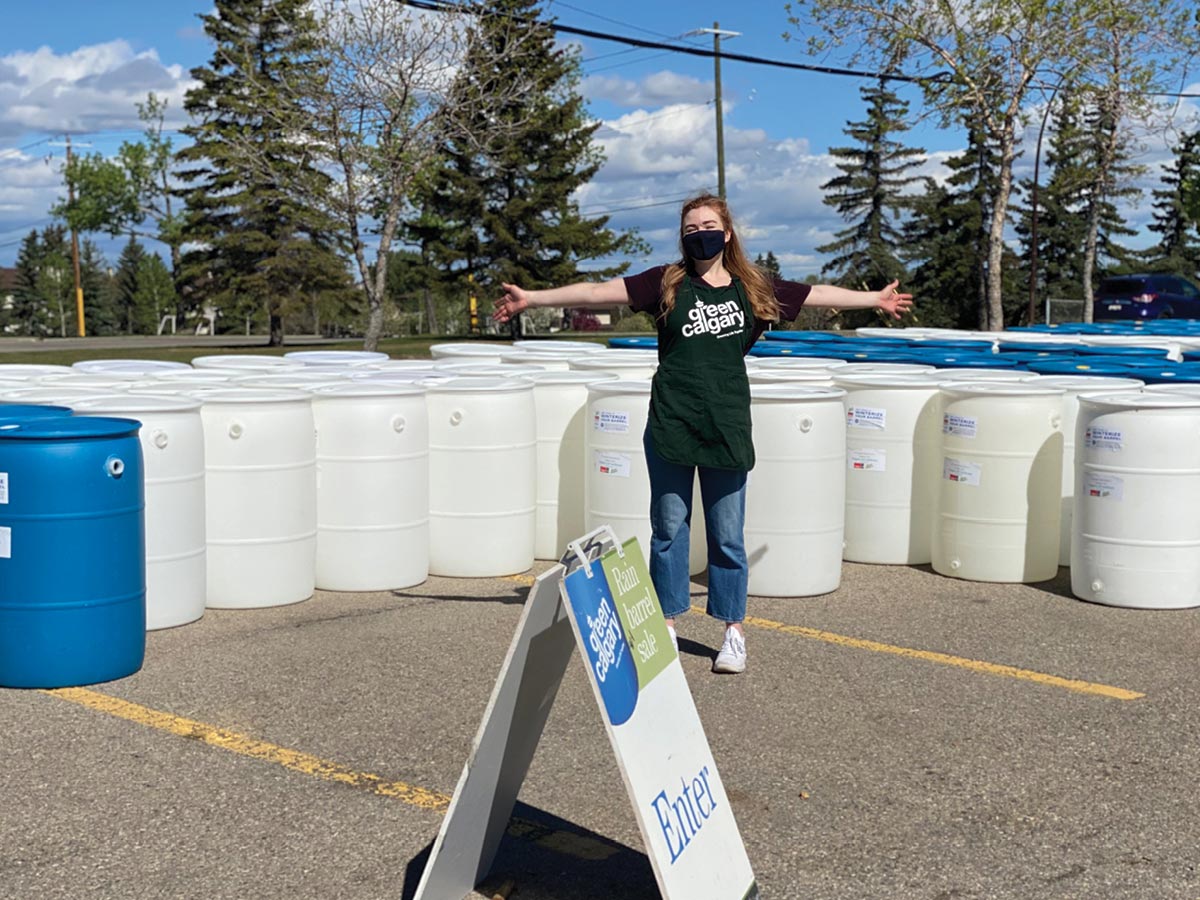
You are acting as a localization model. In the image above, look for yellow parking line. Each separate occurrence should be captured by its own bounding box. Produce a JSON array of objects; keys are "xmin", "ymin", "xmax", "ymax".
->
[
  {"xmin": 44, "ymin": 687, "xmax": 619, "ymax": 860},
  {"xmin": 691, "ymin": 606, "xmax": 1144, "ymax": 701}
]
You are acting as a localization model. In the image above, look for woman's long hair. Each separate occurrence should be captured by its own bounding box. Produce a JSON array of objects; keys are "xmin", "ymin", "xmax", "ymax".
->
[{"xmin": 659, "ymin": 194, "xmax": 780, "ymax": 322}]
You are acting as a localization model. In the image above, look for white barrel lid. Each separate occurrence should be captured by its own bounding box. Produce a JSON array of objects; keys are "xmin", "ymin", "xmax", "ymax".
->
[
  {"xmin": 835, "ymin": 362, "xmax": 936, "ymax": 375},
  {"xmin": 233, "ymin": 371, "xmax": 353, "ymax": 386},
  {"xmin": 940, "ymin": 381, "xmax": 1065, "ymax": 397},
  {"xmin": 569, "ymin": 357, "xmax": 659, "ymax": 370},
  {"xmin": 283, "ymin": 350, "xmax": 390, "ymax": 364},
  {"xmin": 500, "ymin": 350, "xmax": 577, "ymax": 364},
  {"xmin": 750, "ymin": 384, "xmax": 847, "ymax": 401},
  {"xmin": 38, "ymin": 372, "xmax": 144, "ymax": 385},
  {"xmin": 144, "ymin": 369, "xmax": 238, "ymax": 382},
  {"xmin": 588, "ymin": 379, "xmax": 652, "ymax": 397},
  {"xmin": 362, "ymin": 359, "xmax": 447, "ymax": 371},
  {"xmin": 748, "ymin": 370, "xmax": 834, "ymax": 382},
  {"xmin": 1080, "ymin": 390, "xmax": 1200, "ymax": 410},
  {"xmin": 0, "ymin": 386, "xmax": 117, "ymax": 403},
  {"xmin": 833, "ymin": 372, "xmax": 950, "ymax": 389},
  {"xmin": 524, "ymin": 370, "xmax": 621, "ymax": 386},
  {"xmin": 429, "ymin": 342, "xmax": 513, "ymax": 357},
  {"xmin": 995, "ymin": 331, "xmax": 1083, "ymax": 345},
  {"xmin": 0, "ymin": 364, "xmax": 73, "ymax": 379},
  {"xmin": 351, "ymin": 369, "xmax": 451, "ymax": 383},
  {"xmin": 1024, "ymin": 375, "xmax": 1145, "ymax": 391},
  {"xmin": 931, "ymin": 368, "xmax": 1034, "ymax": 381},
  {"xmin": 72, "ymin": 359, "xmax": 191, "ymax": 373},
  {"xmin": 189, "ymin": 387, "xmax": 313, "ymax": 403},
  {"xmin": 1077, "ymin": 334, "xmax": 1174, "ymax": 348},
  {"xmin": 513, "ymin": 340, "xmax": 607, "ymax": 353},
  {"xmin": 433, "ymin": 362, "xmax": 549, "ymax": 376},
  {"xmin": 749, "ymin": 357, "xmax": 847, "ymax": 369},
  {"xmin": 310, "ymin": 381, "xmax": 426, "ymax": 398},
  {"xmin": 854, "ymin": 327, "xmax": 923, "ymax": 341},
  {"xmin": 71, "ymin": 393, "xmax": 203, "ymax": 413},
  {"xmin": 126, "ymin": 383, "xmax": 230, "ymax": 397},
  {"xmin": 424, "ymin": 375, "xmax": 534, "ymax": 393},
  {"xmin": 1141, "ymin": 382, "xmax": 1200, "ymax": 396},
  {"xmin": 192, "ymin": 354, "xmax": 304, "ymax": 370}
]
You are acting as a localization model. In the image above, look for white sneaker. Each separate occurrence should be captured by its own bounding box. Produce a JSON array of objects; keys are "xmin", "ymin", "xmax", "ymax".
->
[{"xmin": 712, "ymin": 627, "xmax": 746, "ymax": 674}]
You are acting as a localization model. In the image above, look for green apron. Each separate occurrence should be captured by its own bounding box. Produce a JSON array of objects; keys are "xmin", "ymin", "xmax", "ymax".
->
[{"xmin": 648, "ymin": 275, "xmax": 756, "ymax": 471}]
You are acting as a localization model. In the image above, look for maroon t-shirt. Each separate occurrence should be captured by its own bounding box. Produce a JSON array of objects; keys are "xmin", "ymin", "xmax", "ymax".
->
[{"xmin": 622, "ymin": 265, "xmax": 811, "ymax": 350}]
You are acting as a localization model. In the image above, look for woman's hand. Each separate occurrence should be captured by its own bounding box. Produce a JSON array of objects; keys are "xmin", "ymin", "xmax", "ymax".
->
[
  {"xmin": 493, "ymin": 283, "xmax": 530, "ymax": 323},
  {"xmin": 877, "ymin": 280, "xmax": 914, "ymax": 320}
]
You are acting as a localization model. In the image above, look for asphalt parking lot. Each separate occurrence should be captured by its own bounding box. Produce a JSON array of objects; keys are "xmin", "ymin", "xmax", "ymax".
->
[{"xmin": 3, "ymin": 558, "xmax": 1199, "ymax": 900}]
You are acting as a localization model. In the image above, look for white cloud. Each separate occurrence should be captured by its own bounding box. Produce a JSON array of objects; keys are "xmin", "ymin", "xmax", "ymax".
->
[
  {"xmin": 584, "ymin": 70, "xmax": 713, "ymax": 108},
  {"xmin": 0, "ymin": 40, "xmax": 195, "ymax": 139}
]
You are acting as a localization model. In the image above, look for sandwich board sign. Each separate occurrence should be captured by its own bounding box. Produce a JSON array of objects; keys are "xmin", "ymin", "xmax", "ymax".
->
[{"xmin": 413, "ymin": 527, "xmax": 758, "ymax": 900}]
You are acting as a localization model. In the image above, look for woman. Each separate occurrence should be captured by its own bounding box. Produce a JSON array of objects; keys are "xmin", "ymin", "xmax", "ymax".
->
[{"xmin": 494, "ymin": 194, "xmax": 913, "ymax": 674}]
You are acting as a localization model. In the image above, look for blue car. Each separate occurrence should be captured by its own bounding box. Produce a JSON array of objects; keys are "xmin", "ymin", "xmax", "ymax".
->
[{"xmin": 1094, "ymin": 273, "xmax": 1200, "ymax": 320}]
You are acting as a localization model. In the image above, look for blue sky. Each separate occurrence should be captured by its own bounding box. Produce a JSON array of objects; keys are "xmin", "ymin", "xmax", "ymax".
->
[{"xmin": 1, "ymin": 1, "xmax": 1197, "ymax": 279}]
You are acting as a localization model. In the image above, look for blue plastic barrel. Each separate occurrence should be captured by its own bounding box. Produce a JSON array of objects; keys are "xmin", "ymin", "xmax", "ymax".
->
[
  {"xmin": 1073, "ymin": 345, "xmax": 1170, "ymax": 358},
  {"xmin": 1130, "ymin": 365, "xmax": 1200, "ymax": 385},
  {"xmin": 996, "ymin": 342, "xmax": 1079, "ymax": 355},
  {"xmin": 606, "ymin": 336, "xmax": 657, "ymax": 349},
  {"xmin": 761, "ymin": 330, "xmax": 848, "ymax": 342},
  {"xmin": 0, "ymin": 403, "xmax": 72, "ymax": 423},
  {"xmin": 0, "ymin": 416, "xmax": 145, "ymax": 688},
  {"xmin": 1024, "ymin": 359, "xmax": 1137, "ymax": 377},
  {"xmin": 919, "ymin": 354, "xmax": 1020, "ymax": 369}
]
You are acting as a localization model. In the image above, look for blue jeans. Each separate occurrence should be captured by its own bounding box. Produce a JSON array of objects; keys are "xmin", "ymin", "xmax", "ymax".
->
[{"xmin": 643, "ymin": 428, "xmax": 749, "ymax": 623}]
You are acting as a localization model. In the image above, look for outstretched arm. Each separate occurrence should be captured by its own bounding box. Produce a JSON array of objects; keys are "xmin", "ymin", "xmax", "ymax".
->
[
  {"xmin": 804, "ymin": 280, "xmax": 914, "ymax": 320},
  {"xmin": 493, "ymin": 278, "xmax": 631, "ymax": 323}
]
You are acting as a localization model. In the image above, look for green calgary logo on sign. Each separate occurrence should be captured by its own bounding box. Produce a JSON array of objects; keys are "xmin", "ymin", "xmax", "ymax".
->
[{"xmin": 602, "ymin": 538, "xmax": 676, "ymax": 689}]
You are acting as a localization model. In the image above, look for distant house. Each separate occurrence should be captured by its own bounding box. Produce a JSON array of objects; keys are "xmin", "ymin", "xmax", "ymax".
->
[{"xmin": 0, "ymin": 266, "xmax": 15, "ymax": 333}]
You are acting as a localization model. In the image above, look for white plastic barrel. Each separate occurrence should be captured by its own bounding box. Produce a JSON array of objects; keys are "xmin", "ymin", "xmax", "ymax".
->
[
  {"xmin": 0, "ymin": 364, "xmax": 72, "ymax": 380},
  {"xmin": 833, "ymin": 372, "xmax": 947, "ymax": 565},
  {"xmin": 233, "ymin": 372, "xmax": 353, "ymax": 389},
  {"xmin": 748, "ymin": 369, "xmax": 837, "ymax": 386},
  {"xmin": 931, "ymin": 368, "xmax": 1034, "ymax": 382},
  {"xmin": 309, "ymin": 383, "xmax": 429, "ymax": 591},
  {"xmin": 428, "ymin": 343, "xmax": 512, "ymax": 363},
  {"xmin": 1024, "ymin": 374, "xmax": 1146, "ymax": 565},
  {"xmin": 284, "ymin": 350, "xmax": 389, "ymax": 366},
  {"xmin": 426, "ymin": 377, "xmax": 536, "ymax": 577},
  {"xmin": 73, "ymin": 359, "xmax": 190, "ymax": 374},
  {"xmin": 836, "ymin": 362, "xmax": 936, "ymax": 375},
  {"xmin": 932, "ymin": 383, "xmax": 1065, "ymax": 582},
  {"xmin": 569, "ymin": 353, "xmax": 658, "ymax": 381},
  {"xmin": 1072, "ymin": 392, "xmax": 1200, "ymax": 608},
  {"xmin": 500, "ymin": 351, "xmax": 573, "ymax": 371},
  {"xmin": 352, "ymin": 369, "xmax": 451, "ymax": 384},
  {"xmin": 196, "ymin": 389, "xmax": 316, "ymax": 608},
  {"xmin": 433, "ymin": 362, "xmax": 547, "ymax": 377},
  {"xmin": 192, "ymin": 354, "xmax": 303, "ymax": 372},
  {"xmin": 584, "ymin": 380, "xmax": 705, "ymax": 574},
  {"xmin": 39, "ymin": 372, "xmax": 143, "ymax": 387},
  {"xmin": 514, "ymin": 340, "xmax": 606, "ymax": 354},
  {"xmin": 0, "ymin": 386, "xmax": 117, "ymax": 403},
  {"xmin": 749, "ymin": 357, "xmax": 847, "ymax": 370},
  {"xmin": 142, "ymin": 370, "xmax": 239, "ymax": 384},
  {"xmin": 526, "ymin": 370, "xmax": 619, "ymax": 559},
  {"xmin": 71, "ymin": 394, "xmax": 207, "ymax": 629},
  {"xmin": 746, "ymin": 385, "xmax": 847, "ymax": 596}
]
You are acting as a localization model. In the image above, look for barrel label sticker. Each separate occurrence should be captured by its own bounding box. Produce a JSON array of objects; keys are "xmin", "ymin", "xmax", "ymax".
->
[
  {"xmin": 593, "ymin": 410, "xmax": 630, "ymax": 433},
  {"xmin": 1084, "ymin": 472, "xmax": 1124, "ymax": 501},
  {"xmin": 943, "ymin": 457, "xmax": 981, "ymax": 486},
  {"xmin": 849, "ymin": 448, "xmax": 887, "ymax": 471},
  {"xmin": 846, "ymin": 406, "xmax": 887, "ymax": 430},
  {"xmin": 1084, "ymin": 426, "xmax": 1123, "ymax": 452},
  {"xmin": 0, "ymin": 526, "xmax": 9, "ymax": 559},
  {"xmin": 595, "ymin": 451, "xmax": 632, "ymax": 478},
  {"xmin": 943, "ymin": 413, "xmax": 978, "ymax": 438},
  {"xmin": 0, "ymin": 472, "xmax": 6, "ymax": 504}
]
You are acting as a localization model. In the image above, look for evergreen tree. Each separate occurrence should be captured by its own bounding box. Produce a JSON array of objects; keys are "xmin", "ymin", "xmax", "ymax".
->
[
  {"xmin": 903, "ymin": 125, "xmax": 1022, "ymax": 328},
  {"xmin": 176, "ymin": 0, "xmax": 348, "ymax": 344},
  {"xmin": 1144, "ymin": 131, "xmax": 1200, "ymax": 278},
  {"xmin": 817, "ymin": 78, "xmax": 924, "ymax": 293},
  {"xmin": 80, "ymin": 240, "xmax": 120, "ymax": 336},
  {"xmin": 415, "ymin": 0, "xmax": 647, "ymax": 335},
  {"xmin": 10, "ymin": 231, "xmax": 52, "ymax": 337},
  {"xmin": 754, "ymin": 251, "xmax": 783, "ymax": 279},
  {"xmin": 115, "ymin": 237, "xmax": 147, "ymax": 334}
]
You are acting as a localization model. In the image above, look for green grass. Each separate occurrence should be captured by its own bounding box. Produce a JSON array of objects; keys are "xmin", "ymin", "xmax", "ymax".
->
[{"xmin": 0, "ymin": 334, "xmax": 614, "ymax": 366}]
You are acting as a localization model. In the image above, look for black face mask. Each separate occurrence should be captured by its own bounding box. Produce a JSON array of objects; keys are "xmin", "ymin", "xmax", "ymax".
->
[{"xmin": 682, "ymin": 229, "xmax": 726, "ymax": 261}]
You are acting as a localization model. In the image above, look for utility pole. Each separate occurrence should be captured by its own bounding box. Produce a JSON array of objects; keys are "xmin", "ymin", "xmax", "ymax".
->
[
  {"xmin": 60, "ymin": 135, "xmax": 87, "ymax": 337},
  {"xmin": 686, "ymin": 24, "xmax": 741, "ymax": 200}
]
